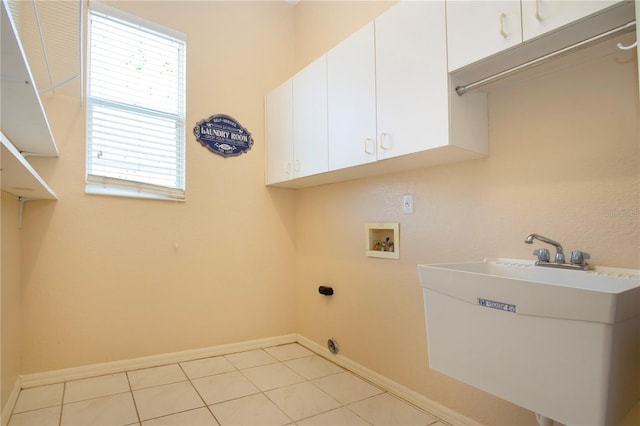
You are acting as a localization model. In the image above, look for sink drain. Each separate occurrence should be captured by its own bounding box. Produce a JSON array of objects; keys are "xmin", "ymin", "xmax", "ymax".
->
[{"xmin": 327, "ymin": 338, "xmax": 339, "ymax": 354}]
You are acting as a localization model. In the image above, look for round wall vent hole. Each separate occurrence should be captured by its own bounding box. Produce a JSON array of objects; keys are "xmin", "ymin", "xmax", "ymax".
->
[{"xmin": 327, "ymin": 338, "xmax": 339, "ymax": 354}]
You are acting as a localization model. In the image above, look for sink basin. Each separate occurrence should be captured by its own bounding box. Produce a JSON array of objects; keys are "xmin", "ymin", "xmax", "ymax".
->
[
  {"xmin": 421, "ymin": 258, "xmax": 639, "ymax": 324},
  {"xmin": 418, "ymin": 258, "xmax": 640, "ymax": 425}
]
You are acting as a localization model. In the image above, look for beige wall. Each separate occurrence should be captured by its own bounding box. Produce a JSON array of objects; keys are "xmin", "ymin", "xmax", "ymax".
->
[
  {"xmin": 19, "ymin": 0, "xmax": 298, "ymax": 374},
  {"xmin": 4, "ymin": 1, "xmax": 639, "ymax": 425},
  {"xmin": 291, "ymin": 2, "xmax": 639, "ymax": 425},
  {"xmin": 1, "ymin": 192, "xmax": 21, "ymax": 409},
  {"xmin": 292, "ymin": 0, "xmax": 396, "ymax": 72}
]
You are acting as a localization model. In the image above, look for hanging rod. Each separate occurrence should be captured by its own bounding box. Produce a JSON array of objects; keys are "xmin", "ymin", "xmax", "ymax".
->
[{"xmin": 455, "ymin": 20, "xmax": 636, "ymax": 96}]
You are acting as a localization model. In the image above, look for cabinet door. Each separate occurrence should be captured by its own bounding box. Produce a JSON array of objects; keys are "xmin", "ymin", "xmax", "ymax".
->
[
  {"xmin": 522, "ymin": 0, "xmax": 621, "ymax": 41},
  {"xmin": 265, "ymin": 79, "xmax": 293, "ymax": 185},
  {"xmin": 327, "ymin": 22, "xmax": 377, "ymax": 170},
  {"xmin": 293, "ymin": 55, "xmax": 328, "ymax": 179},
  {"xmin": 446, "ymin": 0, "xmax": 522, "ymax": 71},
  {"xmin": 376, "ymin": 1, "xmax": 449, "ymax": 160}
]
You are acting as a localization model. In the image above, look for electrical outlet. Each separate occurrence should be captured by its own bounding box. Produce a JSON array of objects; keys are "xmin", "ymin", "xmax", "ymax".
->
[{"xmin": 403, "ymin": 194, "xmax": 414, "ymax": 214}]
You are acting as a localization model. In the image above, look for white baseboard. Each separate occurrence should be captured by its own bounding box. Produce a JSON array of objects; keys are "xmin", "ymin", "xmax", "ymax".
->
[
  {"xmin": 20, "ymin": 333, "xmax": 297, "ymax": 389},
  {"xmin": 1, "ymin": 376, "xmax": 21, "ymax": 426},
  {"xmin": 296, "ymin": 334, "xmax": 481, "ymax": 426}
]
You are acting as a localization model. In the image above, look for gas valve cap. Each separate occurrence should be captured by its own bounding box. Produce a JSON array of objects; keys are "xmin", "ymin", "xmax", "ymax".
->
[{"xmin": 318, "ymin": 286, "xmax": 334, "ymax": 296}]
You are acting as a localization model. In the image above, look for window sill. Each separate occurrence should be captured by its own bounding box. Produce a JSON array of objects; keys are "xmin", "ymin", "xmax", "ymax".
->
[{"xmin": 85, "ymin": 183, "xmax": 185, "ymax": 202}]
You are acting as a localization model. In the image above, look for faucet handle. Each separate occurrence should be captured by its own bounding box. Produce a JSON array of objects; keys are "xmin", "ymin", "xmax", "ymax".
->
[
  {"xmin": 570, "ymin": 251, "xmax": 590, "ymax": 266},
  {"xmin": 533, "ymin": 248, "xmax": 550, "ymax": 262}
]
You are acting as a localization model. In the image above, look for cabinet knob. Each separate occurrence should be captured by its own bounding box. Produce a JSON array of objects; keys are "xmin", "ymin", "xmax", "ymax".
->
[
  {"xmin": 364, "ymin": 138, "xmax": 375, "ymax": 155},
  {"xmin": 535, "ymin": 0, "xmax": 543, "ymax": 21},
  {"xmin": 380, "ymin": 133, "xmax": 392, "ymax": 150},
  {"xmin": 499, "ymin": 13, "xmax": 508, "ymax": 38}
]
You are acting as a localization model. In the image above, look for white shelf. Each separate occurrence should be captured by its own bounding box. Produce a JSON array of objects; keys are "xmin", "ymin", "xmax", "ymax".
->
[
  {"xmin": 1, "ymin": 0, "xmax": 58, "ymax": 202},
  {"xmin": 1, "ymin": 132, "xmax": 56, "ymax": 199},
  {"xmin": 1, "ymin": 0, "xmax": 58, "ymax": 156}
]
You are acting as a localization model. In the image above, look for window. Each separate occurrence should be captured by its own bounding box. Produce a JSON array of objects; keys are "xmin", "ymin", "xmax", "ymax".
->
[{"xmin": 86, "ymin": 3, "xmax": 186, "ymax": 200}]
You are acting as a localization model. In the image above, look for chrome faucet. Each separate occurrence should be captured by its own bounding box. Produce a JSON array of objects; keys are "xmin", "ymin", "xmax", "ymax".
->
[
  {"xmin": 524, "ymin": 233, "xmax": 590, "ymax": 270},
  {"xmin": 524, "ymin": 233, "xmax": 565, "ymax": 263}
]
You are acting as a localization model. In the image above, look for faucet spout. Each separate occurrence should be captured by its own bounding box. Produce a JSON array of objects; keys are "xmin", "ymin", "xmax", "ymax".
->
[{"xmin": 524, "ymin": 233, "xmax": 565, "ymax": 263}]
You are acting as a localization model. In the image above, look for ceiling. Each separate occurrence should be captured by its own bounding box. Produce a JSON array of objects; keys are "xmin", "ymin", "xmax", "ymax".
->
[{"xmin": 6, "ymin": 0, "xmax": 81, "ymax": 99}]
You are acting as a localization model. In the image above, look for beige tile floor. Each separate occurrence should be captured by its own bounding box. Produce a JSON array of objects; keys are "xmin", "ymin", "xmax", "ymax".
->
[{"xmin": 8, "ymin": 343, "xmax": 447, "ymax": 426}]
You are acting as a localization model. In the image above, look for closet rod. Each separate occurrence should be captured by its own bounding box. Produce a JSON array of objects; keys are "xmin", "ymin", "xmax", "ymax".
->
[{"xmin": 455, "ymin": 20, "xmax": 636, "ymax": 96}]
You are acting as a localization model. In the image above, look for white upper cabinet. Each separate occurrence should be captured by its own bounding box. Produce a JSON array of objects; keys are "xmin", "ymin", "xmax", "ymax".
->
[
  {"xmin": 521, "ymin": 0, "xmax": 622, "ymax": 41},
  {"xmin": 375, "ymin": 1, "xmax": 449, "ymax": 160},
  {"xmin": 265, "ymin": 57, "xmax": 328, "ymax": 184},
  {"xmin": 265, "ymin": 79, "xmax": 293, "ymax": 185},
  {"xmin": 327, "ymin": 22, "xmax": 377, "ymax": 170},
  {"xmin": 446, "ymin": 1, "xmax": 522, "ymax": 71},
  {"xmin": 293, "ymin": 55, "xmax": 328, "ymax": 179},
  {"xmin": 265, "ymin": 0, "xmax": 489, "ymax": 188},
  {"xmin": 446, "ymin": 0, "xmax": 632, "ymax": 73},
  {"xmin": 327, "ymin": 2, "xmax": 456, "ymax": 167}
]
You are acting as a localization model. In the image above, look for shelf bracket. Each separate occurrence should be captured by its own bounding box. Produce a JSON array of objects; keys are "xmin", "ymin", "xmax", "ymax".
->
[{"xmin": 18, "ymin": 197, "xmax": 35, "ymax": 229}]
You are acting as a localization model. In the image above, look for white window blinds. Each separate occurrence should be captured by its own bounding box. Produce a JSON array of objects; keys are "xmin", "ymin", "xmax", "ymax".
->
[{"xmin": 86, "ymin": 4, "xmax": 186, "ymax": 200}]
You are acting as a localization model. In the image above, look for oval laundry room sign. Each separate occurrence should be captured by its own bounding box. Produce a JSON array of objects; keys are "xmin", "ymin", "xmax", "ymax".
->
[{"xmin": 193, "ymin": 114, "xmax": 253, "ymax": 158}]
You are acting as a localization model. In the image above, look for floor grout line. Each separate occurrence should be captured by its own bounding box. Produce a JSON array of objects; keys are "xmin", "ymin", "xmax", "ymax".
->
[
  {"xmin": 57, "ymin": 382, "xmax": 65, "ymax": 426},
  {"xmin": 177, "ymin": 360, "xmax": 221, "ymax": 426},
  {"xmin": 124, "ymin": 370, "xmax": 142, "ymax": 426},
  {"xmin": 9, "ymin": 344, "xmax": 438, "ymax": 426}
]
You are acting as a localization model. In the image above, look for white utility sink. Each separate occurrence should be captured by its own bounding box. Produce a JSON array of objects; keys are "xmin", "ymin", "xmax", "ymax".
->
[{"xmin": 418, "ymin": 258, "xmax": 639, "ymax": 426}]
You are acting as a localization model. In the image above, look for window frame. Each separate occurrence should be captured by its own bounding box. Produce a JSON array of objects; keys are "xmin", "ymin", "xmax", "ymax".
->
[{"xmin": 85, "ymin": 2, "xmax": 186, "ymax": 201}]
